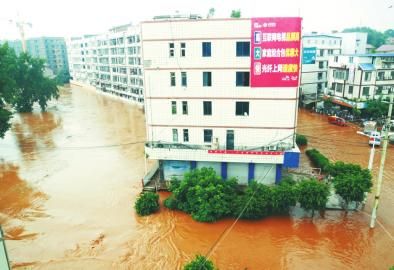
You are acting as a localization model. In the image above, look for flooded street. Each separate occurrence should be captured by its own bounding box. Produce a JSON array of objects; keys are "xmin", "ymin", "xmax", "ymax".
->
[{"xmin": 1, "ymin": 86, "xmax": 393, "ymax": 269}]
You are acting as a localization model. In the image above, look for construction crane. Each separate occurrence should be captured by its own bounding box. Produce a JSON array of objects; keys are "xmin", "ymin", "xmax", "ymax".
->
[{"xmin": 8, "ymin": 15, "xmax": 32, "ymax": 53}]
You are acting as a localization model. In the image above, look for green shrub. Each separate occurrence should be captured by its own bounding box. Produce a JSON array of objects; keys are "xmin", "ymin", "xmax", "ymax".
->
[
  {"xmin": 163, "ymin": 194, "xmax": 178, "ymax": 210},
  {"xmin": 134, "ymin": 192, "xmax": 160, "ymax": 216},
  {"xmin": 280, "ymin": 175, "xmax": 296, "ymax": 186},
  {"xmin": 296, "ymin": 179, "xmax": 330, "ymax": 214},
  {"xmin": 305, "ymin": 149, "xmax": 330, "ymax": 172},
  {"xmin": 271, "ymin": 182, "xmax": 297, "ymax": 214},
  {"xmin": 329, "ymin": 161, "xmax": 372, "ymax": 208},
  {"xmin": 169, "ymin": 168, "xmax": 238, "ymax": 222},
  {"xmin": 184, "ymin": 255, "xmax": 216, "ymax": 270},
  {"xmin": 332, "ymin": 172, "xmax": 372, "ymax": 208},
  {"xmin": 234, "ymin": 181, "xmax": 271, "ymax": 219},
  {"xmin": 296, "ymin": 134, "xmax": 308, "ymax": 146}
]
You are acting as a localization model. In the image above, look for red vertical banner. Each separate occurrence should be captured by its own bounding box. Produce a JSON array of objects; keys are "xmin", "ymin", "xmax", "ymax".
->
[{"xmin": 251, "ymin": 17, "xmax": 302, "ymax": 87}]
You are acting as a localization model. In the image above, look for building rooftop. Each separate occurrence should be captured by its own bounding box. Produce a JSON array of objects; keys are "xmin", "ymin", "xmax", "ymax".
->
[
  {"xmin": 302, "ymin": 34, "xmax": 341, "ymax": 39},
  {"xmin": 376, "ymin": 44, "xmax": 394, "ymax": 52},
  {"xmin": 338, "ymin": 52, "xmax": 394, "ymax": 57}
]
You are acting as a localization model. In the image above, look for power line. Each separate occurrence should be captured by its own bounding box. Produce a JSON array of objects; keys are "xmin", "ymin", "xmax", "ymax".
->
[{"xmin": 203, "ymin": 165, "xmax": 274, "ymax": 263}]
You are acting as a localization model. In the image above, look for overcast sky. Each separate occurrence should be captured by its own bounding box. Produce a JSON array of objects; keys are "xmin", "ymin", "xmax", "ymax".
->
[{"xmin": 0, "ymin": 0, "xmax": 393, "ymax": 40}]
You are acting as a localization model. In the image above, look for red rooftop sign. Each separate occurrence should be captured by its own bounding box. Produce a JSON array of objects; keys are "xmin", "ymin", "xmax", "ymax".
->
[
  {"xmin": 208, "ymin": 150, "xmax": 283, "ymax": 155},
  {"xmin": 251, "ymin": 17, "xmax": 302, "ymax": 87}
]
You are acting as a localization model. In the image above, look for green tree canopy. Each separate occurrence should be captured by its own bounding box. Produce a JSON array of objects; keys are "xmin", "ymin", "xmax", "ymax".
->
[
  {"xmin": 230, "ymin": 9, "xmax": 241, "ymax": 18},
  {"xmin": 0, "ymin": 43, "xmax": 59, "ymax": 137},
  {"xmin": 296, "ymin": 179, "xmax": 330, "ymax": 215},
  {"xmin": 134, "ymin": 192, "xmax": 160, "ymax": 216},
  {"xmin": 184, "ymin": 255, "xmax": 216, "ymax": 270}
]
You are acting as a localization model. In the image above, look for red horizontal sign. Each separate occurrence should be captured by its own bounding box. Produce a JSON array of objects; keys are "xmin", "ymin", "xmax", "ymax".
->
[{"xmin": 208, "ymin": 150, "xmax": 283, "ymax": 155}]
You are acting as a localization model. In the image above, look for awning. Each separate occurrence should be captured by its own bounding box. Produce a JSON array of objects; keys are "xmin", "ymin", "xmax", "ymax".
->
[{"xmin": 359, "ymin": 63, "xmax": 376, "ymax": 71}]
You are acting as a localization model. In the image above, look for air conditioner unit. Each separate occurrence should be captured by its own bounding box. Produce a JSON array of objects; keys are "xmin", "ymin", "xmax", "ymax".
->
[
  {"xmin": 269, "ymin": 145, "xmax": 277, "ymax": 151},
  {"xmin": 212, "ymin": 137, "xmax": 219, "ymax": 149}
]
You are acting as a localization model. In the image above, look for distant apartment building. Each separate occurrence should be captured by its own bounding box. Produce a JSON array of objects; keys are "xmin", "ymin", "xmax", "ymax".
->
[
  {"xmin": 300, "ymin": 32, "xmax": 369, "ymax": 105},
  {"xmin": 300, "ymin": 34, "xmax": 342, "ymax": 103},
  {"xmin": 327, "ymin": 53, "xmax": 394, "ymax": 104},
  {"xmin": 142, "ymin": 16, "xmax": 301, "ymax": 184},
  {"xmin": 67, "ymin": 24, "xmax": 144, "ymax": 104},
  {"xmin": 1, "ymin": 37, "xmax": 69, "ymax": 75},
  {"xmin": 333, "ymin": 32, "xmax": 368, "ymax": 54}
]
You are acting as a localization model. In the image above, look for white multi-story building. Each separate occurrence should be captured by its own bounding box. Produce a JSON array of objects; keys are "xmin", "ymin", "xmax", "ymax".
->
[
  {"xmin": 327, "ymin": 53, "xmax": 394, "ymax": 104},
  {"xmin": 300, "ymin": 34, "xmax": 342, "ymax": 103},
  {"xmin": 142, "ymin": 16, "xmax": 301, "ymax": 185},
  {"xmin": 67, "ymin": 24, "xmax": 144, "ymax": 104},
  {"xmin": 333, "ymin": 32, "xmax": 368, "ymax": 55}
]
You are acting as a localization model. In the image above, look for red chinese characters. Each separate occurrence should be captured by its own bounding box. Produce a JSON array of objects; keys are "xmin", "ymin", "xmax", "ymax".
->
[
  {"xmin": 251, "ymin": 17, "xmax": 302, "ymax": 87},
  {"xmin": 208, "ymin": 150, "xmax": 284, "ymax": 155}
]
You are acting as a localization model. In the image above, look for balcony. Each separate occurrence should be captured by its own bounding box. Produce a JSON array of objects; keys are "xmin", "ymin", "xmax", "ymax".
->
[{"xmin": 145, "ymin": 141, "xmax": 292, "ymax": 164}]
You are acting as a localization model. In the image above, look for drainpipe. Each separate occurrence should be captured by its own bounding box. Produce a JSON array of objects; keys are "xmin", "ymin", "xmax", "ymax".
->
[{"xmin": 358, "ymin": 70, "xmax": 364, "ymax": 99}]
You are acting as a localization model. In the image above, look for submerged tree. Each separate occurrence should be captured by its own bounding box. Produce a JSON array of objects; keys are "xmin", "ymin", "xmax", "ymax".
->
[
  {"xmin": 184, "ymin": 255, "xmax": 216, "ymax": 270},
  {"xmin": 0, "ymin": 43, "xmax": 59, "ymax": 137},
  {"xmin": 296, "ymin": 179, "xmax": 330, "ymax": 216}
]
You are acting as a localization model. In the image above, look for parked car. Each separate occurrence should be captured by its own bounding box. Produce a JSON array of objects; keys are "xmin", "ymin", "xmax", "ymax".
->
[{"xmin": 328, "ymin": 115, "xmax": 346, "ymax": 126}]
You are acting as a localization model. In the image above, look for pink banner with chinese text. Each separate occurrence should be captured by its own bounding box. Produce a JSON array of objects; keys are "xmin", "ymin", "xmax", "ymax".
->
[{"xmin": 251, "ymin": 17, "xmax": 302, "ymax": 87}]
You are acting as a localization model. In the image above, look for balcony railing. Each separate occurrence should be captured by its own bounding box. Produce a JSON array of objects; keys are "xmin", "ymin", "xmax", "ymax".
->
[
  {"xmin": 376, "ymin": 76, "xmax": 394, "ymax": 81},
  {"xmin": 145, "ymin": 140, "xmax": 294, "ymax": 152}
]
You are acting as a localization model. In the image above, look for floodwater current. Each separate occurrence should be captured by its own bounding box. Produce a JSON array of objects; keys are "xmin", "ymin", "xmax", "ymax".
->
[{"xmin": 0, "ymin": 86, "xmax": 393, "ymax": 269}]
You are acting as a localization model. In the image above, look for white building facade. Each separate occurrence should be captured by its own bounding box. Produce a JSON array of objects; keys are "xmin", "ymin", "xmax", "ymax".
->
[
  {"xmin": 142, "ymin": 17, "xmax": 301, "ymax": 185},
  {"xmin": 300, "ymin": 35, "xmax": 342, "ymax": 102},
  {"xmin": 327, "ymin": 53, "xmax": 394, "ymax": 103},
  {"xmin": 333, "ymin": 32, "xmax": 368, "ymax": 55},
  {"xmin": 67, "ymin": 24, "xmax": 144, "ymax": 104}
]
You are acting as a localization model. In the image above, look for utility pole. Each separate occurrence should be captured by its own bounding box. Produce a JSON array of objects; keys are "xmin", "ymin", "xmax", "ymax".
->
[{"xmin": 370, "ymin": 92, "xmax": 393, "ymax": 228}]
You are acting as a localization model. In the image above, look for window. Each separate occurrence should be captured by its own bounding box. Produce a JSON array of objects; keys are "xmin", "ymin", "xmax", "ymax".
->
[
  {"xmin": 334, "ymin": 56, "xmax": 338, "ymax": 62},
  {"xmin": 203, "ymin": 72, "xmax": 212, "ymax": 86},
  {"xmin": 319, "ymin": 49, "xmax": 324, "ymax": 57},
  {"xmin": 236, "ymin": 72, "xmax": 250, "ymax": 86},
  {"xmin": 172, "ymin": 129, "xmax": 178, "ymax": 142},
  {"xmin": 169, "ymin": 43, "xmax": 174, "ymax": 57},
  {"xmin": 364, "ymin": 72, "xmax": 372, "ymax": 82},
  {"xmin": 170, "ymin": 72, "xmax": 176, "ymax": 86},
  {"xmin": 183, "ymin": 129, "xmax": 189, "ymax": 142},
  {"xmin": 348, "ymin": 86, "xmax": 353, "ymax": 94},
  {"xmin": 204, "ymin": 129, "xmax": 213, "ymax": 143},
  {"xmin": 318, "ymin": 61, "xmax": 324, "ymax": 69},
  {"xmin": 328, "ymin": 49, "xmax": 333, "ymax": 55},
  {"xmin": 362, "ymin": 87, "xmax": 370, "ymax": 96},
  {"xmin": 180, "ymin": 43, "xmax": 186, "ymax": 57},
  {"xmin": 333, "ymin": 70, "xmax": 348, "ymax": 80},
  {"xmin": 203, "ymin": 101, "xmax": 212, "ymax": 115},
  {"xmin": 236, "ymin": 101, "xmax": 249, "ymax": 116},
  {"xmin": 336, "ymin": 83, "xmax": 343, "ymax": 92},
  {"xmin": 181, "ymin": 72, "xmax": 187, "ymax": 87},
  {"xmin": 171, "ymin": 101, "xmax": 177, "ymax": 114},
  {"xmin": 377, "ymin": 72, "xmax": 384, "ymax": 80},
  {"xmin": 349, "ymin": 57, "xmax": 353, "ymax": 63},
  {"xmin": 317, "ymin": 72, "xmax": 323, "ymax": 80},
  {"xmin": 236, "ymin": 41, "xmax": 250, "ymax": 57},
  {"xmin": 317, "ymin": 83, "xmax": 322, "ymax": 91},
  {"xmin": 331, "ymin": 83, "xmax": 336, "ymax": 90},
  {"xmin": 202, "ymin": 42, "xmax": 211, "ymax": 57},
  {"xmin": 376, "ymin": 86, "xmax": 382, "ymax": 95},
  {"xmin": 182, "ymin": 101, "xmax": 188, "ymax": 115}
]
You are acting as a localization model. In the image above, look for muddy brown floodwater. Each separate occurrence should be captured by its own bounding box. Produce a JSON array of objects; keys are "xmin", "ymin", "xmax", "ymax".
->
[{"xmin": 0, "ymin": 86, "xmax": 393, "ymax": 269}]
